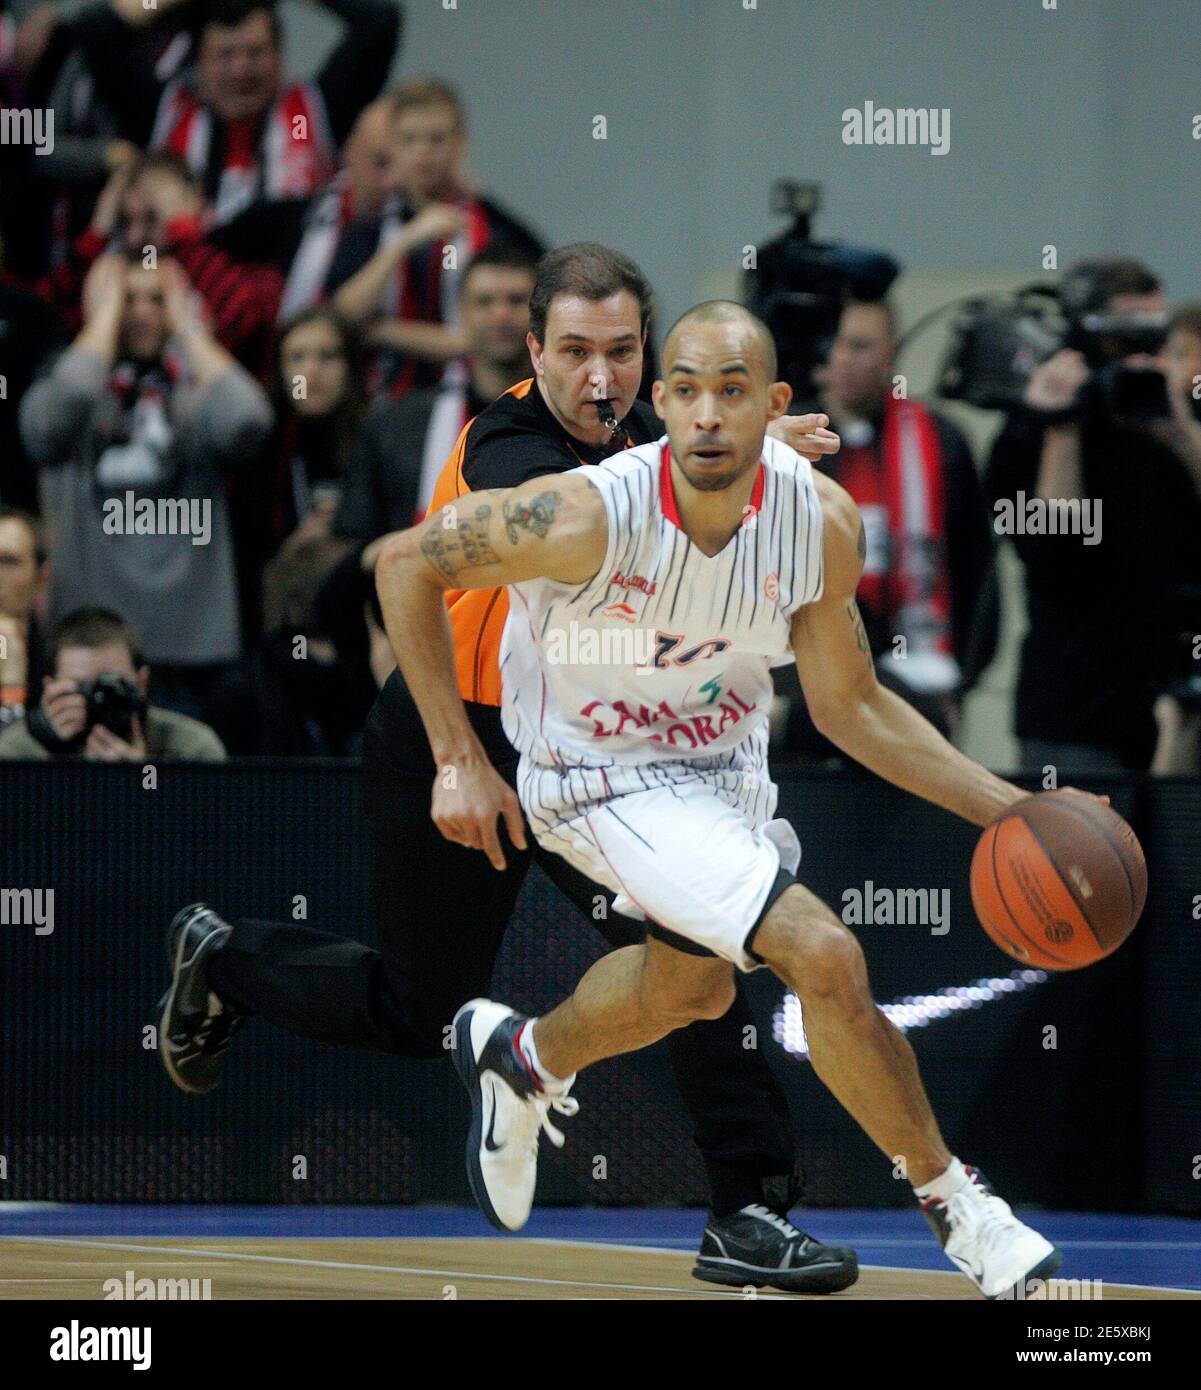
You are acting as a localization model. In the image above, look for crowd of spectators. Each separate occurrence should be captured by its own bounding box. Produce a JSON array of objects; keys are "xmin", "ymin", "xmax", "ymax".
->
[{"xmin": 2, "ymin": 0, "xmax": 1199, "ymax": 772}]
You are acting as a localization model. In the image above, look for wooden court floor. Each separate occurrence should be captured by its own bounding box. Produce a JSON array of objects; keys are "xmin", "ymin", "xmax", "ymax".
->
[{"xmin": 3, "ymin": 1237, "xmax": 1196, "ymax": 1300}]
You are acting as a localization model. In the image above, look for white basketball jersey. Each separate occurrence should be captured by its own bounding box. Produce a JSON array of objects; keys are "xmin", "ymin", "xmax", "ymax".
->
[{"xmin": 500, "ymin": 434, "xmax": 825, "ymax": 772}]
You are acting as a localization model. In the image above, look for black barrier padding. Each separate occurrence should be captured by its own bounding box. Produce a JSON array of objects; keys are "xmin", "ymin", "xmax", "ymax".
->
[{"xmin": 0, "ymin": 761, "xmax": 1196, "ymax": 1212}]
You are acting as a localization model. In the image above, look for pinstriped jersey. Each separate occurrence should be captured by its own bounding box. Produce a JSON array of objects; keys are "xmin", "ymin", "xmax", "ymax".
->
[{"xmin": 499, "ymin": 434, "xmax": 825, "ymax": 771}]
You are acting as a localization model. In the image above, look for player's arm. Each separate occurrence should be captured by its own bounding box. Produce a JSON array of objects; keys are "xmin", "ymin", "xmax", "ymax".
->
[
  {"xmin": 373, "ymin": 474, "xmax": 607, "ymax": 868},
  {"xmin": 790, "ymin": 474, "xmax": 1025, "ymax": 828}
]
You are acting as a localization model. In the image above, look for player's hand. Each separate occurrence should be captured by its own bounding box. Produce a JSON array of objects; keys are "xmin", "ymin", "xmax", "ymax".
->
[
  {"xmin": 431, "ymin": 753, "xmax": 528, "ymax": 870},
  {"xmin": 766, "ymin": 412, "xmax": 841, "ymax": 461},
  {"xmin": 1024, "ymin": 349, "xmax": 1088, "ymax": 414},
  {"xmin": 40, "ymin": 678, "xmax": 87, "ymax": 742},
  {"xmin": 1058, "ymin": 786, "xmax": 1111, "ymax": 807}
]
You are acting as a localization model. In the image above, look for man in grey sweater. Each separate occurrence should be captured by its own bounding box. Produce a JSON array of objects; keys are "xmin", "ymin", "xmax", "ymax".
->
[{"xmin": 20, "ymin": 253, "xmax": 273, "ymax": 713}]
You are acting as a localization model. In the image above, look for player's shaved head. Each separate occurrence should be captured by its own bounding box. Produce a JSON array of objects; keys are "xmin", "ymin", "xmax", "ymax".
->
[{"xmin": 663, "ymin": 301, "xmax": 778, "ymax": 382}]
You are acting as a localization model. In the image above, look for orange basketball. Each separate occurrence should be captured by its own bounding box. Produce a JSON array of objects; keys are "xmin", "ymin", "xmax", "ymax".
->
[{"xmin": 969, "ymin": 790, "xmax": 1147, "ymax": 970}]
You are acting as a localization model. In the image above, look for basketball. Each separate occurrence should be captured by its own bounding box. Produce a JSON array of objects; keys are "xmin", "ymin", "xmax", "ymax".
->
[{"xmin": 969, "ymin": 790, "xmax": 1147, "ymax": 970}]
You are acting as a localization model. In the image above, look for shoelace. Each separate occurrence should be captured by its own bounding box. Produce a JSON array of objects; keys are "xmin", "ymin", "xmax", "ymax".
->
[
  {"xmin": 531, "ymin": 1092, "xmax": 579, "ymax": 1150},
  {"xmin": 741, "ymin": 1204, "xmax": 800, "ymax": 1240},
  {"xmin": 946, "ymin": 1185, "xmax": 1020, "ymax": 1257}
]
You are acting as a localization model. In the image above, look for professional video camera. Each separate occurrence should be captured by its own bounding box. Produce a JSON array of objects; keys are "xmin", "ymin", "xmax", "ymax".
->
[
  {"xmin": 744, "ymin": 180, "xmax": 900, "ymax": 399},
  {"xmin": 934, "ymin": 265, "xmax": 1171, "ymax": 419}
]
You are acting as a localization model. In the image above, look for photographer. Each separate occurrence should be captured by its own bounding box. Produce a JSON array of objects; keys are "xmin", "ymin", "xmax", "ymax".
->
[
  {"xmin": 0, "ymin": 607, "xmax": 225, "ymax": 760},
  {"xmin": 985, "ymin": 258, "xmax": 1201, "ymax": 774}
]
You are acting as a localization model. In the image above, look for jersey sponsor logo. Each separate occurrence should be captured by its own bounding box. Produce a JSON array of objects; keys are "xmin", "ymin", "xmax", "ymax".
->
[
  {"xmin": 578, "ymin": 689, "xmax": 758, "ymax": 748},
  {"xmin": 602, "ymin": 601, "xmax": 639, "ymax": 624},
  {"xmin": 609, "ymin": 570, "xmax": 657, "ymax": 595}
]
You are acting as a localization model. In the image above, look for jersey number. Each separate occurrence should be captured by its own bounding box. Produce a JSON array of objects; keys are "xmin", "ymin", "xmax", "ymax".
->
[{"xmin": 651, "ymin": 632, "xmax": 732, "ymax": 668}]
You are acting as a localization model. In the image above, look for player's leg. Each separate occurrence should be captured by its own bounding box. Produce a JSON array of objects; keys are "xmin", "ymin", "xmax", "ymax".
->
[
  {"xmin": 534, "ymin": 933, "xmax": 735, "ymax": 1071},
  {"xmin": 533, "ymin": 846, "xmax": 856, "ymax": 1293},
  {"xmin": 751, "ymin": 882, "xmax": 950, "ymax": 1181},
  {"xmin": 751, "ymin": 885, "xmax": 1062, "ymax": 1296},
  {"xmin": 535, "ymin": 847, "xmax": 798, "ymax": 1206},
  {"xmin": 450, "ymin": 781, "xmax": 790, "ymax": 1230}
]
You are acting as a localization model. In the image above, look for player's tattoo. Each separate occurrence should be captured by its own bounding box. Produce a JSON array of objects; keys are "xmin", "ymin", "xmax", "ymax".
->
[
  {"xmin": 846, "ymin": 598, "xmax": 871, "ymax": 659},
  {"xmin": 857, "ymin": 517, "xmax": 866, "ymax": 561},
  {"xmin": 420, "ymin": 502, "xmax": 501, "ymax": 581},
  {"xmin": 503, "ymin": 490, "xmax": 561, "ymax": 545}
]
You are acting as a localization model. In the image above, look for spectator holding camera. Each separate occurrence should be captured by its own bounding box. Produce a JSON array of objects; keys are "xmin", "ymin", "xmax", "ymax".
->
[
  {"xmin": 985, "ymin": 258, "xmax": 1201, "ymax": 774},
  {"xmin": 0, "ymin": 606, "xmax": 225, "ymax": 759},
  {"xmin": 19, "ymin": 252, "xmax": 273, "ymax": 720}
]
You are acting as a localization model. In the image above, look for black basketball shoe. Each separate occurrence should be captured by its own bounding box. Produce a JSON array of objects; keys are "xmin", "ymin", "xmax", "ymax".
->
[
  {"xmin": 693, "ymin": 1203, "xmax": 860, "ymax": 1293},
  {"xmin": 157, "ymin": 903, "xmax": 245, "ymax": 1095}
]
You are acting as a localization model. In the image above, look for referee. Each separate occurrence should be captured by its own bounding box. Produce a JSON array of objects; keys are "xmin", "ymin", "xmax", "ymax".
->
[{"xmin": 158, "ymin": 243, "xmax": 858, "ymax": 1293}]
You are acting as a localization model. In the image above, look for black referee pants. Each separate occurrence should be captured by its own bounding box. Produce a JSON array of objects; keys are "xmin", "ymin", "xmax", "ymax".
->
[{"xmin": 206, "ymin": 681, "xmax": 799, "ymax": 1216}]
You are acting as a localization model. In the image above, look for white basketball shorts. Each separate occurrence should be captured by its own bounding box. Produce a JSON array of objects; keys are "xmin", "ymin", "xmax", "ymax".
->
[{"xmin": 517, "ymin": 757, "xmax": 802, "ymax": 972}]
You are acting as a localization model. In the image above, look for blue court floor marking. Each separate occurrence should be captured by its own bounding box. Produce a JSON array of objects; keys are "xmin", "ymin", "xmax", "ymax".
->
[{"xmin": 1, "ymin": 1206, "xmax": 1197, "ymax": 1290}]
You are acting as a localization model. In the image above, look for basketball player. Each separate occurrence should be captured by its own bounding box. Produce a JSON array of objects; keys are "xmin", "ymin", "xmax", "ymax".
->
[
  {"xmin": 156, "ymin": 246, "xmax": 860, "ymax": 1293},
  {"xmin": 378, "ymin": 300, "xmax": 1091, "ymax": 1298}
]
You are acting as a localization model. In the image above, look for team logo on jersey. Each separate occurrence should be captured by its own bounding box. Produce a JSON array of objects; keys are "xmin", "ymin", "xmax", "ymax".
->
[
  {"xmin": 602, "ymin": 601, "xmax": 639, "ymax": 623},
  {"xmin": 609, "ymin": 571, "xmax": 657, "ymax": 596}
]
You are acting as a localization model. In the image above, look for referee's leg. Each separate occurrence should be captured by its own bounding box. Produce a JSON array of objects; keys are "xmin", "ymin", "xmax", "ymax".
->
[{"xmin": 204, "ymin": 707, "xmax": 530, "ymax": 1057}]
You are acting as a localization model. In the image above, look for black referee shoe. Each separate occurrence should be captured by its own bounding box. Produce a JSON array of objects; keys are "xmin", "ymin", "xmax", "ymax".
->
[
  {"xmin": 693, "ymin": 1204, "xmax": 859, "ymax": 1294},
  {"xmin": 157, "ymin": 903, "xmax": 245, "ymax": 1095}
]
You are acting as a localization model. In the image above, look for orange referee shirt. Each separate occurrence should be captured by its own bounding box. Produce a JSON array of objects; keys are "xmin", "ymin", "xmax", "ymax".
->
[{"xmin": 424, "ymin": 377, "xmax": 661, "ymax": 707}]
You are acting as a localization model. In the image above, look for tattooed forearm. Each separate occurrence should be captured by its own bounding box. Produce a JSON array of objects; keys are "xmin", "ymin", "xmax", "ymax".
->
[
  {"xmin": 503, "ymin": 489, "xmax": 562, "ymax": 545},
  {"xmin": 846, "ymin": 597, "xmax": 872, "ymax": 659},
  {"xmin": 419, "ymin": 502, "xmax": 501, "ymax": 582}
]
